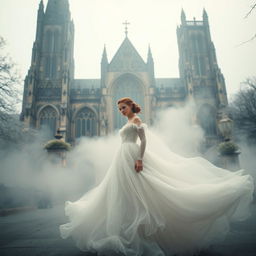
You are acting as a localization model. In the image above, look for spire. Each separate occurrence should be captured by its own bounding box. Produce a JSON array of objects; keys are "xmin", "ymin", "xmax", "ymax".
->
[
  {"xmin": 36, "ymin": 0, "xmax": 45, "ymax": 41},
  {"xmin": 147, "ymin": 45, "xmax": 153, "ymax": 63},
  {"xmin": 39, "ymin": 0, "xmax": 44, "ymax": 11},
  {"xmin": 101, "ymin": 45, "xmax": 108, "ymax": 87},
  {"xmin": 203, "ymin": 8, "xmax": 208, "ymax": 18},
  {"xmin": 181, "ymin": 8, "xmax": 186, "ymax": 25},
  {"xmin": 147, "ymin": 44, "xmax": 155, "ymax": 83},
  {"xmin": 203, "ymin": 8, "xmax": 209, "ymax": 25},
  {"xmin": 101, "ymin": 44, "xmax": 108, "ymax": 64},
  {"xmin": 38, "ymin": 0, "xmax": 44, "ymax": 18},
  {"xmin": 45, "ymin": 0, "xmax": 70, "ymax": 24}
]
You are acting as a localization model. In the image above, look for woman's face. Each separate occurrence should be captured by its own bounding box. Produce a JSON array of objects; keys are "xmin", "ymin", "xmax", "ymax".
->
[{"xmin": 118, "ymin": 103, "xmax": 132, "ymax": 117}]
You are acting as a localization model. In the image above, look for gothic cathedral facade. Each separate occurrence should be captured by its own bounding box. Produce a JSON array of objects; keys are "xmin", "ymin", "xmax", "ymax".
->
[{"xmin": 21, "ymin": 0, "xmax": 228, "ymax": 146}]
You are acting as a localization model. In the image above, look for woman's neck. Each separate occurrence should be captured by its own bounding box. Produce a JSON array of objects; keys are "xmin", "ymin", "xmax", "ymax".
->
[{"xmin": 127, "ymin": 114, "xmax": 136, "ymax": 123}]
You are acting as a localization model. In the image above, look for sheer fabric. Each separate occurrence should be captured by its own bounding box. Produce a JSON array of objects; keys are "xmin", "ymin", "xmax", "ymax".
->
[
  {"xmin": 133, "ymin": 123, "xmax": 146, "ymax": 160},
  {"xmin": 59, "ymin": 122, "xmax": 254, "ymax": 256}
]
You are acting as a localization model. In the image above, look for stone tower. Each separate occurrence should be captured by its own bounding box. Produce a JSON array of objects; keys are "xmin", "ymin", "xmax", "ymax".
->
[
  {"xmin": 176, "ymin": 9, "xmax": 228, "ymax": 140},
  {"xmin": 21, "ymin": 0, "xmax": 74, "ymax": 140}
]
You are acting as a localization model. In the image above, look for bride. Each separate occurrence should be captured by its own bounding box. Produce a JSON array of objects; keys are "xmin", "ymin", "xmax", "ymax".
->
[{"xmin": 59, "ymin": 97, "xmax": 254, "ymax": 256}]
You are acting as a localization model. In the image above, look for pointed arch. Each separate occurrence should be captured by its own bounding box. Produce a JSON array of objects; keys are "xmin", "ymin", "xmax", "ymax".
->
[
  {"xmin": 44, "ymin": 29, "xmax": 59, "ymax": 78},
  {"xmin": 111, "ymin": 73, "xmax": 145, "ymax": 130},
  {"xmin": 74, "ymin": 107, "xmax": 98, "ymax": 138},
  {"xmin": 38, "ymin": 105, "xmax": 59, "ymax": 137}
]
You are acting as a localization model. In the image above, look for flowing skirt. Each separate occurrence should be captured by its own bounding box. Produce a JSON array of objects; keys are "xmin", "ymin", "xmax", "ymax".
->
[{"xmin": 59, "ymin": 141, "xmax": 254, "ymax": 256}]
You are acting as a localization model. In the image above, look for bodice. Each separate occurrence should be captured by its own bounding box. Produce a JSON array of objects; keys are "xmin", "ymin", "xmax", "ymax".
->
[{"xmin": 119, "ymin": 123, "xmax": 147, "ymax": 144}]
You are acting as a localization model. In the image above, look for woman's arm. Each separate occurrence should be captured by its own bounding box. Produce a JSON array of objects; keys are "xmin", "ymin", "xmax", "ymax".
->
[{"xmin": 133, "ymin": 117, "xmax": 146, "ymax": 161}]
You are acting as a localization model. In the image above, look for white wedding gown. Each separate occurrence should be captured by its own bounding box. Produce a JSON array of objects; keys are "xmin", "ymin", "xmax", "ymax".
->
[{"xmin": 59, "ymin": 122, "xmax": 254, "ymax": 256}]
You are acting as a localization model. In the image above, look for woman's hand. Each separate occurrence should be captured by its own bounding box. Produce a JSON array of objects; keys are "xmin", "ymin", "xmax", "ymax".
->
[{"xmin": 135, "ymin": 160, "xmax": 143, "ymax": 172}]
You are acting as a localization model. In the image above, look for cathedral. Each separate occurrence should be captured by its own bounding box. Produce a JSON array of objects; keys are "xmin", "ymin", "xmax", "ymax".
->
[{"xmin": 21, "ymin": 0, "xmax": 228, "ymax": 145}]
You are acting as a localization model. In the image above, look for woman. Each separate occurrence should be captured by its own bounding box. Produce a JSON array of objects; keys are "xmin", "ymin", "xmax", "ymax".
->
[{"xmin": 60, "ymin": 97, "xmax": 254, "ymax": 256}]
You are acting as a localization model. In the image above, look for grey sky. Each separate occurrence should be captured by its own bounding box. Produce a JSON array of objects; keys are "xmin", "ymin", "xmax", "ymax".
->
[{"xmin": 0, "ymin": 0, "xmax": 255, "ymax": 105}]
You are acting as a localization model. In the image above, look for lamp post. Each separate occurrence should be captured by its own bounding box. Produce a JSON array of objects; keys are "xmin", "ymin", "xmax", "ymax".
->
[
  {"xmin": 44, "ymin": 128, "xmax": 71, "ymax": 167},
  {"xmin": 217, "ymin": 115, "xmax": 233, "ymax": 141},
  {"xmin": 217, "ymin": 115, "xmax": 240, "ymax": 171}
]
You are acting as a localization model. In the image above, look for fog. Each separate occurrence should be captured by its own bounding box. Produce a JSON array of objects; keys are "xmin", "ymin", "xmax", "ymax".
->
[
  {"xmin": 0, "ymin": 1, "xmax": 255, "ymax": 204},
  {"xmin": 234, "ymin": 139, "xmax": 256, "ymax": 181},
  {"xmin": 0, "ymin": 101, "xmax": 205, "ymax": 207},
  {"xmin": 1, "ymin": 99, "xmax": 254, "ymax": 210},
  {"xmin": 152, "ymin": 101, "xmax": 204, "ymax": 157}
]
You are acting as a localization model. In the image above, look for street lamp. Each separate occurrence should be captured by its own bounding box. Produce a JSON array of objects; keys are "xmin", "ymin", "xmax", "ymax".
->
[
  {"xmin": 218, "ymin": 115, "xmax": 233, "ymax": 141},
  {"xmin": 217, "ymin": 115, "xmax": 240, "ymax": 171}
]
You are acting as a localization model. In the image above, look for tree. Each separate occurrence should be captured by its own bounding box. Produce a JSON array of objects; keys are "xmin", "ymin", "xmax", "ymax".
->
[
  {"xmin": 0, "ymin": 36, "xmax": 22, "ymax": 143},
  {"xmin": 228, "ymin": 77, "xmax": 256, "ymax": 144},
  {"xmin": 0, "ymin": 36, "xmax": 39, "ymax": 147},
  {"xmin": 0, "ymin": 37, "xmax": 21, "ymax": 113}
]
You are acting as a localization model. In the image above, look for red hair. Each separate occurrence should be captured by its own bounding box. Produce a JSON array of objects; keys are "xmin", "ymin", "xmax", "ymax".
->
[{"xmin": 117, "ymin": 97, "xmax": 141, "ymax": 114}]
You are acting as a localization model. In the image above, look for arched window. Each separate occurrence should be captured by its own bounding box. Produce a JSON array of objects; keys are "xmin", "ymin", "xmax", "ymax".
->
[
  {"xmin": 53, "ymin": 30, "xmax": 59, "ymax": 53},
  {"xmin": 112, "ymin": 74, "xmax": 144, "ymax": 130},
  {"xmin": 197, "ymin": 104, "xmax": 217, "ymax": 136},
  {"xmin": 44, "ymin": 30, "xmax": 58, "ymax": 78},
  {"xmin": 45, "ymin": 30, "xmax": 54, "ymax": 53},
  {"xmin": 191, "ymin": 35, "xmax": 206, "ymax": 76},
  {"xmin": 39, "ymin": 106, "xmax": 58, "ymax": 137},
  {"xmin": 75, "ymin": 108, "xmax": 97, "ymax": 138}
]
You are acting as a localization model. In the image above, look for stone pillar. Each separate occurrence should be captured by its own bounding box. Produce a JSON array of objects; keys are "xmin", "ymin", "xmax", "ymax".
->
[{"xmin": 218, "ymin": 151, "xmax": 241, "ymax": 171}]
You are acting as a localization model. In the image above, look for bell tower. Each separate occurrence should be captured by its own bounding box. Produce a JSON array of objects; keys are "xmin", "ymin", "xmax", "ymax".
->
[
  {"xmin": 177, "ymin": 9, "xmax": 227, "ymax": 107},
  {"xmin": 21, "ymin": 0, "xmax": 74, "ymax": 140},
  {"xmin": 177, "ymin": 9, "xmax": 228, "ymax": 142}
]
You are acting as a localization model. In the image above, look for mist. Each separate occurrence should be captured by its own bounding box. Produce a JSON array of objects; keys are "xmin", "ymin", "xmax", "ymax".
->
[
  {"xmin": 152, "ymin": 100, "xmax": 204, "ymax": 157},
  {"xmin": 235, "ymin": 139, "xmax": 256, "ymax": 181},
  {"xmin": 0, "ymin": 100, "xmax": 255, "ymax": 209},
  {"xmin": 0, "ymin": 101, "xmax": 203, "ymax": 207}
]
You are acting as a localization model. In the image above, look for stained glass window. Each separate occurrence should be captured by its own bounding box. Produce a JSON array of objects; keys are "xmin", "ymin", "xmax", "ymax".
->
[{"xmin": 75, "ymin": 108, "xmax": 97, "ymax": 137}]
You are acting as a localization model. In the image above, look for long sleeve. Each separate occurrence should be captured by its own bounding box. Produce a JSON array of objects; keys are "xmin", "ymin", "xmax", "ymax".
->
[{"xmin": 137, "ymin": 125, "xmax": 146, "ymax": 160}]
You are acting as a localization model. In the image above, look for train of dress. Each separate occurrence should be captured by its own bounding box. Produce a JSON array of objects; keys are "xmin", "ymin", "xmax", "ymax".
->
[{"xmin": 59, "ymin": 122, "xmax": 254, "ymax": 256}]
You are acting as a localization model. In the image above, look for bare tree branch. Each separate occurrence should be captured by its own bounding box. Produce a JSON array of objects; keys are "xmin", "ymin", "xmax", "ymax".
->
[
  {"xmin": 236, "ymin": 2, "xmax": 256, "ymax": 46},
  {"xmin": 228, "ymin": 77, "xmax": 256, "ymax": 144},
  {"xmin": 0, "ymin": 36, "xmax": 21, "ymax": 115},
  {"xmin": 0, "ymin": 36, "xmax": 23, "ymax": 143},
  {"xmin": 235, "ymin": 34, "xmax": 256, "ymax": 47},
  {"xmin": 244, "ymin": 3, "xmax": 256, "ymax": 18}
]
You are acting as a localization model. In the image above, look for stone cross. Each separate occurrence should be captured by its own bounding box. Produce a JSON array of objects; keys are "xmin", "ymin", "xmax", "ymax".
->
[{"xmin": 123, "ymin": 20, "xmax": 130, "ymax": 37}]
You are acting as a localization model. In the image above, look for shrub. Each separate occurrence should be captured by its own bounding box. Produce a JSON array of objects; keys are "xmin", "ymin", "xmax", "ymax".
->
[
  {"xmin": 44, "ymin": 140, "xmax": 71, "ymax": 151},
  {"xmin": 218, "ymin": 141, "xmax": 239, "ymax": 155}
]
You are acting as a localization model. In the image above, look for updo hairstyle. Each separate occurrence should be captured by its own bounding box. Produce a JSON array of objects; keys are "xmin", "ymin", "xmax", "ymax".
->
[{"xmin": 117, "ymin": 97, "xmax": 141, "ymax": 114}]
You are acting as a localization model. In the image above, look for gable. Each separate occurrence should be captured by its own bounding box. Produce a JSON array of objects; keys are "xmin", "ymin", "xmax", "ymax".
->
[{"xmin": 109, "ymin": 37, "xmax": 147, "ymax": 72}]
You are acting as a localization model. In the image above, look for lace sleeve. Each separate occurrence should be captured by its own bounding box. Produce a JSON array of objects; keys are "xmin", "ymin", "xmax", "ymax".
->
[{"xmin": 136, "ymin": 124, "xmax": 146, "ymax": 161}]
